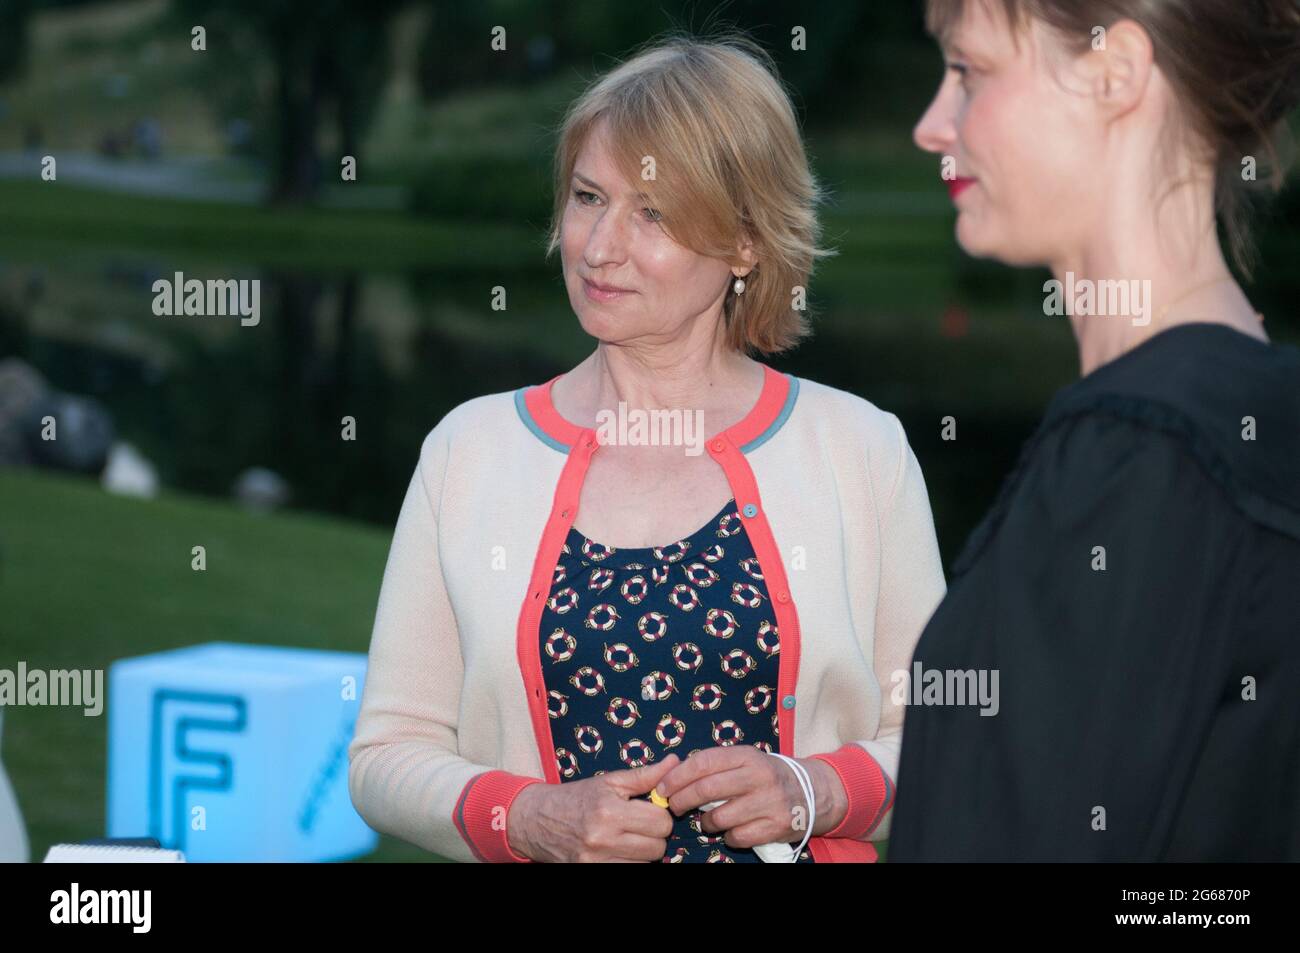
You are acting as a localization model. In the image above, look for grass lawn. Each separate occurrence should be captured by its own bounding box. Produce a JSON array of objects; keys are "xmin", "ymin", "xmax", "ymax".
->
[
  {"xmin": 0, "ymin": 466, "xmax": 445, "ymax": 861},
  {"xmin": 0, "ymin": 469, "xmax": 896, "ymax": 863}
]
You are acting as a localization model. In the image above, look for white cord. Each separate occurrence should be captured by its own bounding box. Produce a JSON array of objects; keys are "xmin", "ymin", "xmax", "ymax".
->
[
  {"xmin": 698, "ymin": 752, "xmax": 816, "ymax": 863},
  {"xmin": 768, "ymin": 752, "xmax": 816, "ymax": 863}
]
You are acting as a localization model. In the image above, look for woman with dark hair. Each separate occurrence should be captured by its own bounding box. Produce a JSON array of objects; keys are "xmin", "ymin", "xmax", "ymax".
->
[{"xmin": 890, "ymin": 0, "xmax": 1300, "ymax": 860}]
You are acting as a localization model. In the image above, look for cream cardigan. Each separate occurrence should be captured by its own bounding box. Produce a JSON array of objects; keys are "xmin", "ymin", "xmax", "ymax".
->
[{"xmin": 347, "ymin": 364, "xmax": 946, "ymax": 862}]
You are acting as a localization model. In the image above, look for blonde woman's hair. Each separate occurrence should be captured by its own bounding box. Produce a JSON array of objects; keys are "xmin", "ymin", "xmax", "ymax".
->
[{"xmin": 544, "ymin": 32, "xmax": 836, "ymax": 355}]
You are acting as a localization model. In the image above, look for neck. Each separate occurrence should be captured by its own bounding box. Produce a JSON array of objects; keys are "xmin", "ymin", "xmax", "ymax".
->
[
  {"xmin": 555, "ymin": 319, "xmax": 763, "ymax": 436},
  {"xmin": 1051, "ymin": 170, "xmax": 1265, "ymax": 377}
]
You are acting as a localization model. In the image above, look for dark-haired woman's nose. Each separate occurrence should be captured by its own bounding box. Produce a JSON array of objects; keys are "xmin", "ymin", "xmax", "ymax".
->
[{"xmin": 914, "ymin": 81, "xmax": 959, "ymax": 155}]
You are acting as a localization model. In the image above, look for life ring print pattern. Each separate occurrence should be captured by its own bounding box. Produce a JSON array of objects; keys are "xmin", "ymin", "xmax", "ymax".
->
[{"xmin": 537, "ymin": 497, "xmax": 813, "ymax": 864}]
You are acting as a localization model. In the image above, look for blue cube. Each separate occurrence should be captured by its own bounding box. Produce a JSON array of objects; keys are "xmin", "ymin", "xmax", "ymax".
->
[{"xmin": 107, "ymin": 642, "xmax": 377, "ymax": 862}]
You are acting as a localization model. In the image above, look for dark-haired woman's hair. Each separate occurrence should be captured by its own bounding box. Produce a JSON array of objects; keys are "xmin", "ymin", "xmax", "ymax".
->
[{"xmin": 926, "ymin": 0, "xmax": 1300, "ymax": 276}]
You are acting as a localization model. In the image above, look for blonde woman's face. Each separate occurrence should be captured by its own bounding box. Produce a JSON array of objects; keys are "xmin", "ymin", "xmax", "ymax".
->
[
  {"xmin": 560, "ymin": 121, "xmax": 738, "ymax": 347},
  {"xmin": 912, "ymin": 2, "xmax": 1104, "ymax": 266}
]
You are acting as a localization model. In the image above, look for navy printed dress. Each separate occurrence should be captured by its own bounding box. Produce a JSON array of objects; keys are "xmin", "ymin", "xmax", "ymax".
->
[{"xmin": 539, "ymin": 497, "xmax": 815, "ymax": 863}]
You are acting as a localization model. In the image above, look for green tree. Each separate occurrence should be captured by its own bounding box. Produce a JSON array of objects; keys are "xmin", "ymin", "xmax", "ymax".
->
[
  {"xmin": 172, "ymin": 0, "xmax": 408, "ymax": 204},
  {"xmin": 0, "ymin": 0, "xmax": 35, "ymax": 83}
]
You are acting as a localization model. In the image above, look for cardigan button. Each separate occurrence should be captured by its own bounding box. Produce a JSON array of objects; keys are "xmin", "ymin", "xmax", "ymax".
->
[
  {"xmin": 776, "ymin": 590, "xmax": 790, "ymax": 603},
  {"xmin": 742, "ymin": 503, "xmax": 758, "ymax": 519},
  {"xmin": 709, "ymin": 439, "xmax": 725, "ymax": 453},
  {"xmin": 782, "ymin": 694, "xmax": 796, "ymax": 710}
]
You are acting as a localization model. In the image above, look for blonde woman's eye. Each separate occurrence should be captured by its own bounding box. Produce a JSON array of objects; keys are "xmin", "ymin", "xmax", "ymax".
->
[
  {"xmin": 643, "ymin": 207, "xmax": 662, "ymax": 222},
  {"xmin": 574, "ymin": 188, "xmax": 598, "ymax": 205}
]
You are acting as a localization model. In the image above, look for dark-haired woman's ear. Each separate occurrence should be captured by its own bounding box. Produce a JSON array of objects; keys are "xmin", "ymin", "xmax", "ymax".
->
[{"xmin": 1082, "ymin": 18, "xmax": 1155, "ymax": 119}]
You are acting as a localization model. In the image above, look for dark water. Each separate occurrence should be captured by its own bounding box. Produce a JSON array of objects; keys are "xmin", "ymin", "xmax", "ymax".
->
[{"xmin": 1, "ymin": 255, "xmax": 1059, "ymax": 571}]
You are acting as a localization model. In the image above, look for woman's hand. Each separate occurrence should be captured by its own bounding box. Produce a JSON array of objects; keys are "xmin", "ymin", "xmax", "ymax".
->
[
  {"xmin": 506, "ymin": 754, "xmax": 681, "ymax": 862},
  {"xmin": 654, "ymin": 747, "xmax": 848, "ymax": 848}
]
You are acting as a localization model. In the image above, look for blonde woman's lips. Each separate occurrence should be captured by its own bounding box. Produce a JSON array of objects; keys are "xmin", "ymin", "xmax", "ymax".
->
[{"xmin": 583, "ymin": 277, "xmax": 634, "ymax": 301}]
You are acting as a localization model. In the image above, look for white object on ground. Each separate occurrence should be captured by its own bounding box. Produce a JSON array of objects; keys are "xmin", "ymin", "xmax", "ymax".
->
[
  {"xmin": 232, "ymin": 466, "xmax": 291, "ymax": 512},
  {"xmin": 44, "ymin": 844, "xmax": 185, "ymax": 863},
  {"xmin": 101, "ymin": 441, "xmax": 159, "ymax": 499},
  {"xmin": 0, "ymin": 710, "xmax": 29, "ymax": 863}
]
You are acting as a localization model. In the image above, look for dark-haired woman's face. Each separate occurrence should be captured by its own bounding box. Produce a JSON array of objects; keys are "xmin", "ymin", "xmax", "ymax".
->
[{"xmin": 913, "ymin": 2, "xmax": 1106, "ymax": 266}]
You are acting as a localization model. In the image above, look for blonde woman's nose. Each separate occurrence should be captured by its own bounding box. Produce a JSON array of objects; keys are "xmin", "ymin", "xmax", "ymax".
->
[{"xmin": 583, "ymin": 208, "xmax": 631, "ymax": 268}]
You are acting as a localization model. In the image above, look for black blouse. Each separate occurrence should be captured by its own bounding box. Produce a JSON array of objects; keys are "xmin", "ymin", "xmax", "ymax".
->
[{"xmin": 889, "ymin": 323, "xmax": 1300, "ymax": 861}]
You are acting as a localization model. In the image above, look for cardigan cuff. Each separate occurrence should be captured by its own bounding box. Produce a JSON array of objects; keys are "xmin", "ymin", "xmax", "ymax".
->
[
  {"xmin": 809, "ymin": 743, "xmax": 894, "ymax": 839},
  {"xmin": 454, "ymin": 770, "xmax": 544, "ymax": 862}
]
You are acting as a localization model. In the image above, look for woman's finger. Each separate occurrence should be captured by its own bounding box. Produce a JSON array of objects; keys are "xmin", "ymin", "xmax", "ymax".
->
[
  {"xmin": 604, "ymin": 830, "xmax": 672, "ymax": 862},
  {"xmin": 616, "ymin": 797, "xmax": 675, "ymax": 838},
  {"xmin": 698, "ymin": 792, "xmax": 776, "ymax": 833},
  {"xmin": 669, "ymin": 765, "xmax": 753, "ymax": 815},
  {"xmin": 723, "ymin": 816, "xmax": 790, "ymax": 851}
]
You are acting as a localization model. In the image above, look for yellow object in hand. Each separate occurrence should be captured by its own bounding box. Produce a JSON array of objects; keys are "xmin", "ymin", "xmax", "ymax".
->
[{"xmin": 649, "ymin": 787, "xmax": 669, "ymax": 808}]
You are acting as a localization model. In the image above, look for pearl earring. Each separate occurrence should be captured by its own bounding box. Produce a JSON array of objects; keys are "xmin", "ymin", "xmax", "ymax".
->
[{"xmin": 733, "ymin": 276, "xmax": 746, "ymax": 295}]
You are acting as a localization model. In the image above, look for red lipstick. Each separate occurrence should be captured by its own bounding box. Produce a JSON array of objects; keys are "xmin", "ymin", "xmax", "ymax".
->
[{"xmin": 947, "ymin": 177, "xmax": 977, "ymax": 201}]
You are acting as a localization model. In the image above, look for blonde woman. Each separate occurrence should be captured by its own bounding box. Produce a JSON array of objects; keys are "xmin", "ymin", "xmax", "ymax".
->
[{"xmin": 348, "ymin": 35, "xmax": 946, "ymax": 863}]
